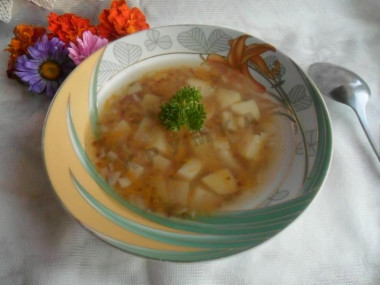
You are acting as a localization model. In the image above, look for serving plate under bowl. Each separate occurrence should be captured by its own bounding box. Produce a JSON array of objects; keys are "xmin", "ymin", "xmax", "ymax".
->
[{"xmin": 43, "ymin": 25, "xmax": 332, "ymax": 261}]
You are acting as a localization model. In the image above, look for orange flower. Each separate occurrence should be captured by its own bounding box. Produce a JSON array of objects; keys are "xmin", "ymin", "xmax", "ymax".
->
[
  {"xmin": 5, "ymin": 24, "xmax": 46, "ymax": 78},
  {"xmin": 97, "ymin": 0, "xmax": 149, "ymax": 41},
  {"xmin": 47, "ymin": 12, "xmax": 97, "ymax": 44}
]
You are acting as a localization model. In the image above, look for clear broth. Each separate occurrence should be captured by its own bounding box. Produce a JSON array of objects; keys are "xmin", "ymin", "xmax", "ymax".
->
[{"xmin": 89, "ymin": 62, "xmax": 285, "ymax": 216}]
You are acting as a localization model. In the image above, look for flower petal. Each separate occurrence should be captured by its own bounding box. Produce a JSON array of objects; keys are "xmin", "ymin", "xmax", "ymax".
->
[
  {"xmin": 21, "ymin": 73, "xmax": 41, "ymax": 85},
  {"xmin": 29, "ymin": 79, "xmax": 46, "ymax": 94},
  {"xmin": 68, "ymin": 31, "xmax": 108, "ymax": 65},
  {"xmin": 23, "ymin": 60, "xmax": 41, "ymax": 70},
  {"xmin": 28, "ymin": 46, "xmax": 45, "ymax": 60},
  {"xmin": 249, "ymin": 55, "xmax": 274, "ymax": 78},
  {"xmin": 242, "ymin": 43, "xmax": 276, "ymax": 63},
  {"xmin": 45, "ymin": 81, "xmax": 59, "ymax": 98},
  {"xmin": 227, "ymin": 35, "xmax": 250, "ymax": 67}
]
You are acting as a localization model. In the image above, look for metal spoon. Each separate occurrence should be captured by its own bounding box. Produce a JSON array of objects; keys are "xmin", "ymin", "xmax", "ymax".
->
[{"xmin": 308, "ymin": 62, "xmax": 380, "ymax": 161}]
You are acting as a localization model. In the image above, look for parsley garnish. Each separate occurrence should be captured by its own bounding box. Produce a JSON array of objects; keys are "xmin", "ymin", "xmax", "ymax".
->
[{"xmin": 159, "ymin": 86, "xmax": 206, "ymax": 132}]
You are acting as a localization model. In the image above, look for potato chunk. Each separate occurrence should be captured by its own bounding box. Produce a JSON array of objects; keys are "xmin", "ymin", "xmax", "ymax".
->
[
  {"xmin": 151, "ymin": 175, "xmax": 168, "ymax": 203},
  {"xmin": 128, "ymin": 82, "xmax": 142, "ymax": 94},
  {"xmin": 238, "ymin": 134, "xmax": 266, "ymax": 160},
  {"xmin": 113, "ymin": 119, "xmax": 130, "ymax": 132},
  {"xmin": 213, "ymin": 137, "xmax": 230, "ymax": 151},
  {"xmin": 167, "ymin": 179, "xmax": 190, "ymax": 206},
  {"xmin": 220, "ymin": 111, "xmax": 238, "ymax": 131},
  {"xmin": 177, "ymin": 158, "xmax": 202, "ymax": 180},
  {"xmin": 134, "ymin": 118, "xmax": 153, "ymax": 144},
  {"xmin": 107, "ymin": 171, "xmax": 121, "ymax": 186},
  {"xmin": 118, "ymin": 177, "xmax": 132, "ymax": 188},
  {"xmin": 128, "ymin": 162, "xmax": 144, "ymax": 178},
  {"xmin": 149, "ymin": 131, "xmax": 170, "ymax": 155},
  {"xmin": 191, "ymin": 131, "xmax": 214, "ymax": 156},
  {"xmin": 230, "ymin": 99, "xmax": 260, "ymax": 120},
  {"xmin": 187, "ymin": 78, "xmax": 215, "ymax": 98},
  {"xmin": 201, "ymin": 169, "xmax": 237, "ymax": 195},
  {"xmin": 213, "ymin": 137, "xmax": 240, "ymax": 169},
  {"xmin": 216, "ymin": 88, "xmax": 242, "ymax": 109},
  {"xmin": 152, "ymin": 155, "xmax": 171, "ymax": 171},
  {"xmin": 189, "ymin": 185, "xmax": 222, "ymax": 211},
  {"xmin": 141, "ymin": 93, "xmax": 161, "ymax": 112},
  {"xmin": 203, "ymin": 100, "xmax": 216, "ymax": 122}
]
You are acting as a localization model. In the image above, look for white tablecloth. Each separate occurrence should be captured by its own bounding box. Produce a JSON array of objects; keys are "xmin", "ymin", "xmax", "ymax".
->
[{"xmin": 0, "ymin": 0, "xmax": 379, "ymax": 284}]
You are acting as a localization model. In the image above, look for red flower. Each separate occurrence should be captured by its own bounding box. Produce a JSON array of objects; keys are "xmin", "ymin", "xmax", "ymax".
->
[
  {"xmin": 5, "ymin": 24, "xmax": 46, "ymax": 78},
  {"xmin": 97, "ymin": 0, "xmax": 149, "ymax": 41},
  {"xmin": 47, "ymin": 12, "xmax": 97, "ymax": 44}
]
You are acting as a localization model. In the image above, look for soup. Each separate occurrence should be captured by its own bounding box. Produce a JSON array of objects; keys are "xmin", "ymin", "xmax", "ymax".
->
[{"xmin": 90, "ymin": 62, "xmax": 283, "ymax": 216}]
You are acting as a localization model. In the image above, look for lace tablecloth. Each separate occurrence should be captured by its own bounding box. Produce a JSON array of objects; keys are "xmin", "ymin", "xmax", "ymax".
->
[
  {"xmin": 0, "ymin": 0, "xmax": 56, "ymax": 22},
  {"xmin": 0, "ymin": 0, "xmax": 379, "ymax": 284}
]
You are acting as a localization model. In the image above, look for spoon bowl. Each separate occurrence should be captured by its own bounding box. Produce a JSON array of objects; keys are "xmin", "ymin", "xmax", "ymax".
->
[
  {"xmin": 308, "ymin": 62, "xmax": 379, "ymax": 161},
  {"xmin": 329, "ymin": 83, "xmax": 369, "ymax": 109}
]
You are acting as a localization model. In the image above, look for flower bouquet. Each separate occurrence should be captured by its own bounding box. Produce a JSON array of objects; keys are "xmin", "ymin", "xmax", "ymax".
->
[{"xmin": 5, "ymin": 0, "xmax": 149, "ymax": 98}]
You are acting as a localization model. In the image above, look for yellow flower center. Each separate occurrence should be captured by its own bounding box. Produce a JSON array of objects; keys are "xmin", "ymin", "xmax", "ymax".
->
[{"xmin": 39, "ymin": 61, "xmax": 61, "ymax": 80}]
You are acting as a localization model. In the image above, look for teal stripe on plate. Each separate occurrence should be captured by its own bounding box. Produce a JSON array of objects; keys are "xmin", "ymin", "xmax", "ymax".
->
[
  {"xmin": 89, "ymin": 228, "xmax": 249, "ymax": 262},
  {"xmin": 89, "ymin": 51, "xmax": 102, "ymax": 139},
  {"xmin": 70, "ymin": 171, "xmax": 290, "ymax": 249}
]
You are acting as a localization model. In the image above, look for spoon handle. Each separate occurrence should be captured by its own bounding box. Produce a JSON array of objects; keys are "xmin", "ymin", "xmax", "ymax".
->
[{"xmin": 354, "ymin": 107, "xmax": 380, "ymax": 161}]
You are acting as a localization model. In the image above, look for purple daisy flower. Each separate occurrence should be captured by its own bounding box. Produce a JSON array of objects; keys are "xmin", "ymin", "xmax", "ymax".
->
[{"xmin": 15, "ymin": 34, "xmax": 75, "ymax": 98}]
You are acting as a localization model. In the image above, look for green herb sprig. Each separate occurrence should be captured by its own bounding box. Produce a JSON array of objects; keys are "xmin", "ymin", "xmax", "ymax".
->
[{"xmin": 159, "ymin": 86, "xmax": 206, "ymax": 132}]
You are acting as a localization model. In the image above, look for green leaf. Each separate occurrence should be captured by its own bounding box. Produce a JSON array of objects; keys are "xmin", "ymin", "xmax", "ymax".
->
[{"xmin": 288, "ymin": 84, "xmax": 312, "ymax": 111}]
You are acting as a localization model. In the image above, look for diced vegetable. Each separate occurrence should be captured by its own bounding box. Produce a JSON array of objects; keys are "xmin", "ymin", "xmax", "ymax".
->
[
  {"xmin": 99, "ymin": 125, "xmax": 109, "ymax": 133},
  {"xmin": 191, "ymin": 131, "xmax": 214, "ymax": 158},
  {"xmin": 167, "ymin": 179, "xmax": 190, "ymax": 205},
  {"xmin": 237, "ymin": 116, "xmax": 245, "ymax": 129},
  {"xmin": 107, "ymin": 171, "xmax": 121, "ymax": 186},
  {"xmin": 187, "ymin": 78, "xmax": 215, "ymax": 98},
  {"xmin": 106, "ymin": 151, "xmax": 118, "ymax": 161},
  {"xmin": 128, "ymin": 162, "xmax": 144, "ymax": 178},
  {"xmin": 217, "ymin": 149, "xmax": 241, "ymax": 169},
  {"xmin": 230, "ymin": 99, "xmax": 260, "ymax": 120},
  {"xmin": 152, "ymin": 175, "xmax": 168, "ymax": 203},
  {"xmin": 141, "ymin": 93, "xmax": 161, "ymax": 112},
  {"xmin": 213, "ymin": 137, "xmax": 240, "ymax": 169},
  {"xmin": 98, "ymin": 147, "xmax": 106, "ymax": 158},
  {"xmin": 189, "ymin": 185, "xmax": 222, "ymax": 210},
  {"xmin": 213, "ymin": 137, "xmax": 230, "ymax": 151},
  {"xmin": 221, "ymin": 111, "xmax": 237, "ymax": 131},
  {"xmin": 203, "ymin": 100, "xmax": 216, "ymax": 122},
  {"xmin": 152, "ymin": 155, "xmax": 171, "ymax": 171},
  {"xmin": 149, "ymin": 131, "xmax": 170, "ymax": 154},
  {"xmin": 118, "ymin": 177, "xmax": 132, "ymax": 188},
  {"xmin": 113, "ymin": 119, "xmax": 130, "ymax": 132},
  {"xmin": 216, "ymin": 88, "xmax": 241, "ymax": 109},
  {"xmin": 177, "ymin": 158, "xmax": 202, "ymax": 180},
  {"xmin": 201, "ymin": 168, "xmax": 237, "ymax": 195},
  {"xmin": 128, "ymin": 82, "xmax": 142, "ymax": 94},
  {"xmin": 238, "ymin": 133, "xmax": 266, "ymax": 160},
  {"xmin": 99, "ymin": 167, "xmax": 108, "ymax": 177},
  {"xmin": 134, "ymin": 118, "xmax": 152, "ymax": 143}
]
